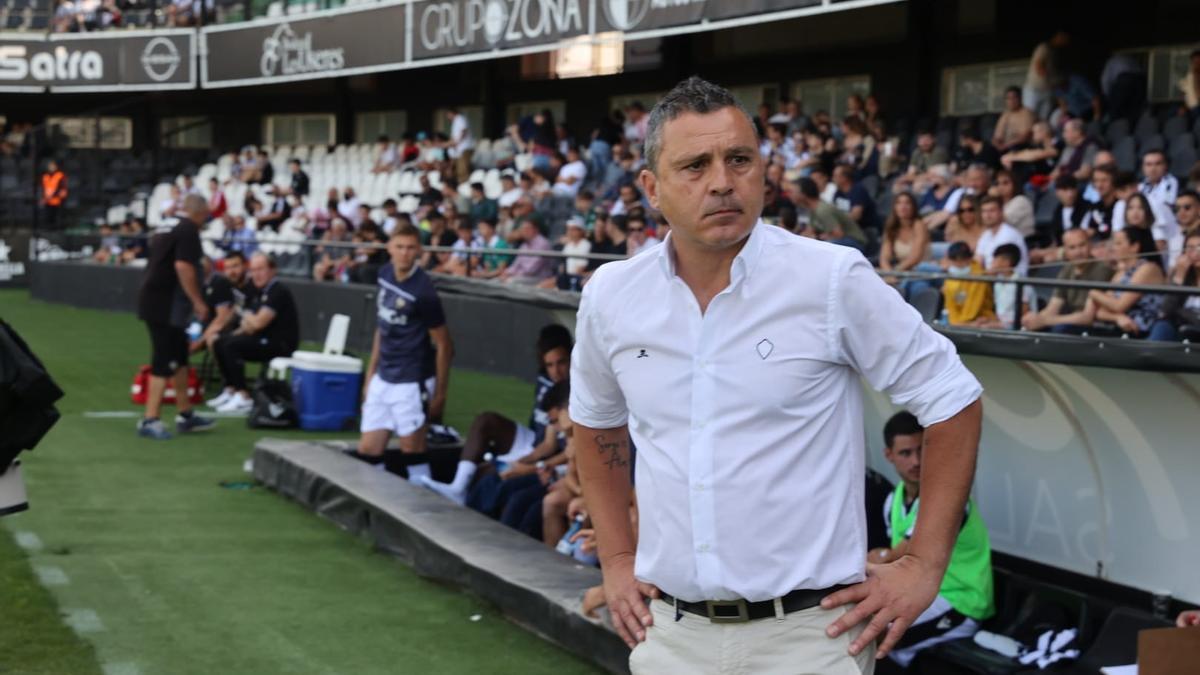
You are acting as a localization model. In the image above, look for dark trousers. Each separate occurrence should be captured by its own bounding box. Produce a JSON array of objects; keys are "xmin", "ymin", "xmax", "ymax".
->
[
  {"xmin": 213, "ymin": 334, "xmax": 291, "ymax": 391},
  {"xmin": 42, "ymin": 205, "xmax": 61, "ymax": 230},
  {"xmin": 1107, "ymin": 72, "xmax": 1147, "ymax": 127}
]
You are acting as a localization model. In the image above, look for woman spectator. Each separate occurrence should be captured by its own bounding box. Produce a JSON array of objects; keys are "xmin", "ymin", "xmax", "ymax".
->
[
  {"xmin": 311, "ymin": 217, "xmax": 353, "ymax": 282},
  {"xmin": 838, "ymin": 115, "xmax": 878, "ymax": 180},
  {"xmin": 1123, "ymin": 192, "xmax": 1169, "ymax": 253},
  {"xmin": 880, "ymin": 192, "xmax": 939, "ymax": 299},
  {"xmin": 864, "ymin": 94, "xmax": 885, "ymax": 129},
  {"xmin": 1150, "ymin": 231, "xmax": 1200, "ymax": 341},
  {"xmin": 846, "ymin": 93, "xmax": 866, "ymax": 120},
  {"xmin": 944, "ymin": 194, "xmax": 985, "ymax": 255},
  {"xmin": 993, "ymin": 169, "xmax": 1035, "ymax": 236},
  {"xmin": 1084, "ymin": 227, "xmax": 1165, "ymax": 337}
]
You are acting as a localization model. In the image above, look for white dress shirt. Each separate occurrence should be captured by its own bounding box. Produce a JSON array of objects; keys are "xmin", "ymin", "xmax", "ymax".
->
[{"xmin": 570, "ymin": 223, "xmax": 981, "ymax": 602}]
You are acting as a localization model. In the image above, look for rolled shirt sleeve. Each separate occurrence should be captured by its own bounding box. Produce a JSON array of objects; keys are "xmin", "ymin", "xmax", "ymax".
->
[
  {"xmin": 569, "ymin": 274, "xmax": 628, "ymax": 429},
  {"xmin": 832, "ymin": 253, "xmax": 982, "ymax": 426}
]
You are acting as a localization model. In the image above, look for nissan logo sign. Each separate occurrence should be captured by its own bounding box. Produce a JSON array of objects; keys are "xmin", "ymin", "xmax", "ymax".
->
[{"xmin": 141, "ymin": 37, "xmax": 181, "ymax": 82}]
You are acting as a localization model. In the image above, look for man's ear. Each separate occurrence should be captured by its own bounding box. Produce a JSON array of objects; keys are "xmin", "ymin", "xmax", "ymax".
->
[{"xmin": 640, "ymin": 169, "xmax": 659, "ymax": 210}]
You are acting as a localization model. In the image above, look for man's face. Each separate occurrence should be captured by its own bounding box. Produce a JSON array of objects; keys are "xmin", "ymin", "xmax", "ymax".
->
[
  {"xmin": 1055, "ymin": 186, "xmax": 1078, "ymax": 207},
  {"xmin": 501, "ymin": 179, "xmax": 515, "ymax": 192},
  {"xmin": 980, "ymin": 201, "xmax": 1002, "ymax": 228},
  {"xmin": 1062, "ymin": 230, "xmax": 1091, "ymax": 262},
  {"xmin": 967, "ymin": 169, "xmax": 989, "ymax": 194},
  {"xmin": 884, "ymin": 432, "xmax": 923, "ymax": 485},
  {"xmin": 620, "ymin": 186, "xmax": 637, "ymax": 204},
  {"xmin": 1005, "ymin": 90, "xmax": 1020, "ymax": 111},
  {"xmin": 988, "ymin": 255, "xmax": 1014, "ymax": 276},
  {"xmin": 224, "ymin": 256, "xmax": 245, "ymax": 283},
  {"xmin": 574, "ymin": 195, "xmax": 592, "ymax": 212},
  {"xmin": 627, "ymin": 219, "xmax": 647, "ymax": 245},
  {"xmin": 640, "ymin": 108, "xmax": 763, "ymax": 253},
  {"xmin": 548, "ymin": 404, "xmax": 572, "ymax": 434},
  {"xmin": 542, "ymin": 346, "xmax": 570, "ymax": 383},
  {"xmin": 917, "ymin": 133, "xmax": 934, "ymax": 152},
  {"xmin": 520, "ymin": 221, "xmax": 537, "ymax": 241},
  {"xmin": 1093, "ymin": 171, "xmax": 1113, "ymax": 199},
  {"xmin": 388, "ymin": 234, "xmax": 421, "ymax": 272},
  {"xmin": 1064, "ymin": 124, "xmax": 1082, "ymax": 146},
  {"xmin": 1142, "ymin": 153, "xmax": 1166, "ymax": 182},
  {"xmin": 1175, "ymin": 195, "xmax": 1200, "ymax": 229},
  {"xmin": 249, "ymin": 256, "xmax": 274, "ymax": 288}
]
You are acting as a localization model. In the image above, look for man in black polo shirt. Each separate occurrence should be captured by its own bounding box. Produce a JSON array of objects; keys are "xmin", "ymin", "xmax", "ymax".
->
[
  {"xmin": 136, "ymin": 193, "xmax": 216, "ymax": 440},
  {"xmin": 198, "ymin": 252, "xmax": 253, "ymax": 409},
  {"xmin": 213, "ymin": 253, "xmax": 300, "ymax": 414}
]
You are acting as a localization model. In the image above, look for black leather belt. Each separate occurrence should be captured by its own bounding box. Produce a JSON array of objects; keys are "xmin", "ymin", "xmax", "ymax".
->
[{"xmin": 659, "ymin": 586, "xmax": 845, "ymax": 624}]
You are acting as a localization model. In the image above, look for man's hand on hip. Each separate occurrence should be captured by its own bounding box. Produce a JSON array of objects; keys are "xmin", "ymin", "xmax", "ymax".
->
[
  {"xmin": 821, "ymin": 554, "xmax": 943, "ymax": 659},
  {"xmin": 601, "ymin": 552, "xmax": 659, "ymax": 649}
]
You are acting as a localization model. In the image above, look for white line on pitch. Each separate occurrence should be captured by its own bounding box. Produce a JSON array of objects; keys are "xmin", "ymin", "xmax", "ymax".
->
[
  {"xmin": 63, "ymin": 608, "xmax": 105, "ymax": 633},
  {"xmin": 34, "ymin": 565, "xmax": 69, "ymax": 586},
  {"xmin": 102, "ymin": 663, "xmax": 142, "ymax": 675},
  {"xmin": 14, "ymin": 530, "xmax": 43, "ymax": 552}
]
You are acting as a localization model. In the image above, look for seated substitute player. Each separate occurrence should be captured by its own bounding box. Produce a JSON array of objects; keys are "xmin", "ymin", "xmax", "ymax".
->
[
  {"xmin": 420, "ymin": 324, "xmax": 571, "ymax": 505},
  {"xmin": 871, "ymin": 411, "xmax": 995, "ymax": 670},
  {"xmin": 352, "ymin": 224, "xmax": 453, "ymax": 482}
]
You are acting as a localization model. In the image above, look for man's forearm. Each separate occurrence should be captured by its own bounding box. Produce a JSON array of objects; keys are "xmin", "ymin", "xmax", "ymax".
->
[
  {"xmin": 175, "ymin": 261, "xmax": 204, "ymax": 305},
  {"xmin": 908, "ymin": 398, "xmax": 982, "ymax": 571},
  {"xmin": 574, "ymin": 423, "xmax": 636, "ymax": 565}
]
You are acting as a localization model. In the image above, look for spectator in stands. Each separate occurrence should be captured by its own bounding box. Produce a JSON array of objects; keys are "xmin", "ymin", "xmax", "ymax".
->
[
  {"xmin": 213, "ymin": 254, "xmax": 300, "ymax": 413},
  {"xmin": 587, "ymin": 214, "xmax": 627, "ymax": 277},
  {"xmin": 500, "ymin": 220, "xmax": 554, "ymax": 284},
  {"xmin": 207, "ymin": 178, "xmax": 227, "ymax": 220},
  {"xmin": 305, "ymin": 188, "xmax": 337, "ymax": 237},
  {"xmin": 443, "ymin": 219, "xmax": 482, "ymax": 276},
  {"xmin": 497, "ymin": 173, "xmax": 523, "ymax": 209},
  {"xmin": 870, "ymin": 411, "xmax": 994, "ymax": 669},
  {"xmin": 288, "ymin": 159, "xmax": 309, "ymax": 198},
  {"xmin": 346, "ymin": 226, "xmax": 387, "ymax": 284},
  {"xmin": 1140, "ymin": 149, "xmax": 1179, "ymax": 213},
  {"xmin": 926, "ymin": 164, "xmax": 991, "ymax": 233},
  {"xmin": 1084, "ymin": 227, "xmax": 1165, "ymax": 337},
  {"xmin": 136, "ymin": 194, "xmax": 213, "ymax": 439},
  {"xmin": 942, "ymin": 242, "xmax": 994, "ymax": 326},
  {"xmin": 1153, "ymin": 231, "xmax": 1200, "ymax": 340},
  {"xmin": 1030, "ymin": 175, "xmax": 1093, "ymax": 262},
  {"xmin": 625, "ymin": 214, "xmax": 660, "ymax": 257},
  {"xmin": 1054, "ymin": 71, "xmax": 1101, "ymax": 122},
  {"xmin": 379, "ymin": 199, "xmax": 402, "ymax": 236},
  {"xmin": 311, "ymin": 217, "xmax": 352, "ymax": 281},
  {"xmin": 439, "ymin": 176, "xmax": 470, "ymax": 215},
  {"xmin": 896, "ymin": 131, "xmax": 948, "ymax": 194},
  {"xmin": 422, "ymin": 325, "xmax": 572, "ymax": 505},
  {"xmin": 560, "ymin": 216, "xmax": 592, "ymax": 281},
  {"xmin": 976, "ymin": 195, "xmax": 1028, "ymax": 274},
  {"xmin": 218, "ymin": 214, "xmax": 254, "ymax": 257},
  {"xmin": 974, "ymin": 244, "xmax": 1036, "ymax": 330},
  {"xmin": 371, "ymin": 135, "xmax": 397, "ymax": 174},
  {"xmin": 831, "ymin": 164, "xmax": 879, "ymax": 232},
  {"xmin": 255, "ymin": 187, "xmax": 290, "ymax": 232},
  {"xmin": 420, "ymin": 211, "xmax": 455, "ymax": 271},
  {"xmin": 992, "ymin": 169, "xmax": 1035, "ymax": 237},
  {"xmin": 473, "ymin": 218, "xmax": 511, "ymax": 279},
  {"xmin": 1087, "ymin": 164, "xmax": 1119, "ymax": 239},
  {"xmin": 954, "ymin": 126, "xmax": 1001, "ymax": 173},
  {"xmin": 1174, "ymin": 190, "xmax": 1200, "ymax": 244},
  {"xmin": 256, "ymin": 149, "xmax": 274, "ymax": 185},
  {"xmin": 610, "ymin": 183, "xmax": 644, "ymax": 217},
  {"xmin": 1023, "ymin": 228, "xmax": 1113, "ymax": 334},
  {"xmin": 623, "ymin": 101, "xmax": 648, "ymax": 145},
  {"xmin": 1052, "ymin": 119, "xmax": 1098, "ymax": 184},
  {"xmin": 1000, "ymin": 121, "xmax": 1060, "ymax": 187},
  {"xmin": 1179, "ymin": 49, "xmax": 1200, "ymax": 123},
  {"xmin": 992, "ymin": 87, "xmax": 1036, "ymax": 153},
  {"xmin": 446, "ymin": 108, "xmax": 475, "ymax": 183},
  {"xmin": 944, "ymin": 193, "xmax": 984, "ymax": 254},
  {"xmin": 880, "ymin": 192, "xmax": 937, "ymax": 300},
  {"xmin": 337, "ymin": 187, "xmax": 361, "ymax": 228},
  {"xmin": 839, "ymin": 116, "xmax": 878, "ymax": 180},
  {"xmin": 916, "ymin": 165, "xmax": 956, "ymax": 217},
  {"xmin": 553, "ymin": 146, "xmax": 587, "ymax": 197},
  {"xmin": 1101, "ymin": 53, "xmax": 1147, "ymax": 127},
  {"xmin": 92, "ymin": 223, "xmax": 121, "ymax": 264},
  {"xmin": 792, "ymin": 177, "xmax": 866, "ymax": 250}
]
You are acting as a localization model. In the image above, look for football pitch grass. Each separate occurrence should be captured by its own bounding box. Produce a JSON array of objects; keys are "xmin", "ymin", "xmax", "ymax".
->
[{"xmin": 0, "ymin": 289, "xmax": 603, "ymax": 675}]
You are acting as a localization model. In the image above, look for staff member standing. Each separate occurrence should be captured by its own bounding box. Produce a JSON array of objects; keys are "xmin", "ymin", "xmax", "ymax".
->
[
  {"xmin": 40, "ymin": 159, "xmax": 68, "ymax": 230},
  {"xmin": 137, "ymin": 193, "xmax": 215, "ymax": 440},
  {"xmin": 570, "ymin": 77, "xmax": 983, "ymax": 673}
]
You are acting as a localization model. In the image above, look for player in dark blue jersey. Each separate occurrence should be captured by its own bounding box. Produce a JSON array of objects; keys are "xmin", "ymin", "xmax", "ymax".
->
[
  {"xmin": 355, "ymin": 224, "xmax": 453, "ymax": 481},
  {"xmin": 421, "ymin": 324, "xmax": 571, "ymax": 505}
]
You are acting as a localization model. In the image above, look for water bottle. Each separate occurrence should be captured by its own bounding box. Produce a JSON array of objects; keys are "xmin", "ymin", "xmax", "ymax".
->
[
  {"xmin": 556, "ymin": 514, "xmax": 585, "ymax": 555},
  {"xmin": 186, "ymin": 321, "xmax": 203, "ymax": 342},
  {"xmin": 483, "ymin": 452, "xmax": 507, "ymax": 474}
]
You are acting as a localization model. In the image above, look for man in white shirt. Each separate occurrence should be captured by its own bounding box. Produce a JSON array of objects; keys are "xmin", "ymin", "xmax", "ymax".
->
[
  {"xmin": 337, "ymin": 187, "xmax": 361, "ymax": 228},
  {"xmin": 371, "ymin": 135, "xmax": 398, "ymax": 174},
  {"xmin": 571, "ymin": 77, "xmax": 983, "ymax": 673},
  {"xmin": 446, "ymin": 108, "xmax": 475, "ymax": 183},
  {"xmin": 975, "ymin": 195, "xmax": 1028, "ymax": 274},
  {"xmin": 553, "ymin": 146, "xmax": 588, "ymax": 198},
  {"xmin": 1139, "ymin": 150, "xmax": 1179, "ymax": 209},
  {"xmin": 497, "ymin": 172, "xmax": 524, "ymax": 209}
]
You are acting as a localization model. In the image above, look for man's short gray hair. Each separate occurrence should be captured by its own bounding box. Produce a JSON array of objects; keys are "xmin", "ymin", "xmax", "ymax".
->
[{"xmin": 644, "ymin": 76, "xmax": 755, "ymax": 174}]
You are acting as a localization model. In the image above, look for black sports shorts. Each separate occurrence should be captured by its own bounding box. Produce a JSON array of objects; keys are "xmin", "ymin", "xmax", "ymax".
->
[{"xmin": 145, "ymin": 321, "xmax": 189, "ymax": 377}]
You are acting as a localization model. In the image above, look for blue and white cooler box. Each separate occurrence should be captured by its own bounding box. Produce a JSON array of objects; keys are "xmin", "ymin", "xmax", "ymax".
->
[{"xmin": 289, "ymin": 352, "xmax": 363, "ymax": 431}]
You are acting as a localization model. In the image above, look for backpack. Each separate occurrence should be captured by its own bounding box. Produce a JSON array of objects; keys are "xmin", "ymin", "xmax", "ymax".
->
[{"xmin": 247, "ymin": 379, "xmax": 298, "ymax": 429}]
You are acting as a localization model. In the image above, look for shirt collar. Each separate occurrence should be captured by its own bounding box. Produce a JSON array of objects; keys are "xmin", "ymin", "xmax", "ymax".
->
[{"xmin": 657, "ymin": 219, "xmax": 766, "ymax": 284}]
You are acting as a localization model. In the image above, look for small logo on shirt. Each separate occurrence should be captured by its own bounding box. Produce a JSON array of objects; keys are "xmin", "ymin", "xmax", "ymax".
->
[
  {"xmin": 636, "ymin": 349, "xmax": 649, "ymax": 359},
  {"xmin": 936, "ymin": 616, "xmax": 954, "ymax": 631},
  {"xmin": 755, "ymin": 339, "xmax": 774, "ymax": 360},
  {"xmin": 394, "ymin": 297, "xmax": 407, "ymax": 309}
]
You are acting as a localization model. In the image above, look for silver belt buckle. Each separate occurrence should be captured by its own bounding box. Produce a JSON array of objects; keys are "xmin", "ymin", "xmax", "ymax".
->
[{"xmin": 705, "ymin": 599, "xmax": 749, "ymax": 624}]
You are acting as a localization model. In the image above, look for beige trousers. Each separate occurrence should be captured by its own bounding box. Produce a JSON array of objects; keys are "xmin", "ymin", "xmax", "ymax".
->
[{"xmin": 629, "ymin": 598, "xmax": 876, "ymax": 675}]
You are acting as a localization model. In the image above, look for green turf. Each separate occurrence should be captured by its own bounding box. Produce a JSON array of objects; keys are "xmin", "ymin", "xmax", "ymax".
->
[{"xmin": 0, "ymin": 289, "xmax": 602, "ymax": 675}]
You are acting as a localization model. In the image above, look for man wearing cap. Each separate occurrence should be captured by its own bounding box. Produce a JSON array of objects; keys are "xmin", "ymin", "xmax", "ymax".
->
[
  {"xmin": 540, "ymin": 216, "xmax": 593, "ymax": 290},
  {"xmin": 571, "ymin": 77, "xmax": 983, "ymax": 673}
]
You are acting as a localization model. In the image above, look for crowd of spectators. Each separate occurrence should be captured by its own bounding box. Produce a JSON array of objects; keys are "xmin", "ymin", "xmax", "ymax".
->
[
  {"xmin": 51, "ymin": 0, "xmax": 205, "ymax": 31},
  {"xmin": 92, "ymin": 36, "xmax": 1200, "ymax": 341}
]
